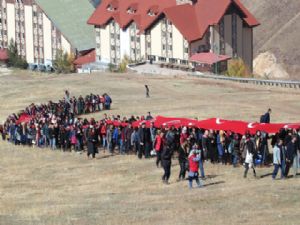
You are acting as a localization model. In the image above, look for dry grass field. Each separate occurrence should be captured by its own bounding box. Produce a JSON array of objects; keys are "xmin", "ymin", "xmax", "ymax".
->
[{"xmin": 0, "ymin": 71, "xmax": 300, "ymax": 225}]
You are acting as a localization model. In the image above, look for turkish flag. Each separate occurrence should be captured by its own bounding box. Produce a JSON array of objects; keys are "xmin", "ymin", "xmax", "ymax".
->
[{"xmin": 16, "ymin": 113, "xmax": 32, "ymax": 125}]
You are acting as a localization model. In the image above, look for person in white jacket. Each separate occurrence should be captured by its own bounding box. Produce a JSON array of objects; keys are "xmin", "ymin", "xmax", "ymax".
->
[
  {"xmin": 244, "ymin": 138, "xmax": 257, "ymax": 178},
  {"xmin": 272, "ymin": 139, "xmax": 284, "ymax": 179}
]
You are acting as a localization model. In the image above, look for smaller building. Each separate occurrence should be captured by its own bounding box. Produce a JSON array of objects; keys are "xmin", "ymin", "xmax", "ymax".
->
[{"xmin": 190, "ymin": 52, "xmax": 231, "ymax": 73}]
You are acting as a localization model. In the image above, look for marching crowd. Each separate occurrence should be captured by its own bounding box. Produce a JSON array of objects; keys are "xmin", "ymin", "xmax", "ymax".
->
[{"xmin": 0, "ymin": 92, "xmax": 299, "ymax": 188}]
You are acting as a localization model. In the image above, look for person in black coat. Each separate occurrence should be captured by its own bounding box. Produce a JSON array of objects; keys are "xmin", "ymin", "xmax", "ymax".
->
[
  {"xmin": 161, "ymin": 140, "xmax": 173, "ymax": 184},
  {"xmin": 177, "ymin": 141, "xmax": 188, "ymax": 181},
  {"xmin": 87, "ymin": 127, "xmax": 98, "ymax": 159},
  {"xmin": 285, "ymin": 135, "xmax": 297, "ymax": 176},
  {"xmin": 261, "ymin": 108, "xmax": 271, "ymax": 123}
]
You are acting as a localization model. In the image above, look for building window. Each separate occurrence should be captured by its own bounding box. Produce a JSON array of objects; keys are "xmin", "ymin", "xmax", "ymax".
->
[{"xmin": 96, "ymin": 43, "xmax": 100, "ymax": 49}]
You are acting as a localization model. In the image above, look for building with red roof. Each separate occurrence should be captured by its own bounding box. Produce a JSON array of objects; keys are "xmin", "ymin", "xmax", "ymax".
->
[{"xmin": 87, "ymin": 0, "xmax": 259, "ymax": 72}]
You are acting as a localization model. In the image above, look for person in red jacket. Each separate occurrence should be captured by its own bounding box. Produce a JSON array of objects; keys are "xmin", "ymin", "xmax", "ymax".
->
[
  {"xmin": 100, "ymin": 122, "xmax": 107, "ymax": 150},
  {"xmin": 154, "ymin": 130, "xmax": 164, "ymax": 167},
  {"xmin": 188, "ymin": 150, "xmax": 203, "ymax": 189},
  {"xmin": 180, "ymin": 127, "xmax": 188, "ymax": 145}
]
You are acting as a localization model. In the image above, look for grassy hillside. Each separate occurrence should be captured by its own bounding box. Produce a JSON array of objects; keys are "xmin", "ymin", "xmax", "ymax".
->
[
  {"xmin": 241, "ymin": 0, "xmax": 300, "ymax": 79},
  {"xmin": 0, "ymin": 72, "xmax": 300, "ymax": 224}
]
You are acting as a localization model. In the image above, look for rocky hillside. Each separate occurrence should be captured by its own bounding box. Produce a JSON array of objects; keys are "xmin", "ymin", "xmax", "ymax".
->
[{"xmin": 241, "ymin": 0, "xmax": 300, "ymax": 79}]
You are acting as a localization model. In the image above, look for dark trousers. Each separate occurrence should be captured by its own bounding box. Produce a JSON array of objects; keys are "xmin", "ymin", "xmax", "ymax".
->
[
  {"xmin": 156, "ymin": 151, "xmax": 161, "ymax": 167},
  {"xmin": 136, "ymin": 143, "xmax": 142, "ymax": 159},
  {"xmin": 188, "ymin": 172, "xmax": 202, "ymax": 188},
  {"xmin": 285, "ymin": 160, "xmax": 293, "ymax": 176},
  {"xmin": 162, "ymin": 160, "xmax": 171, "ymax": 181},
  {"xmin": 125, "ymin": 140, "xmax": 131, "ymax": 153},
  {"xmin": 145, "ymin": 142, "xmax": 151, "ymax": 158},
  {"xmin": 87, "ymin": 152, "xmax": 95, "ymax": 158},
  {"xmin": 179, "ymin": 160, "xmax": 186, "ymax": 179},
  {"xmin": 272, "ymin": 164, "xmax": 284, "ymax": 179},
  {"xmin": 244, "ymin": 163, "xmax": 256, "ymax": 178}
]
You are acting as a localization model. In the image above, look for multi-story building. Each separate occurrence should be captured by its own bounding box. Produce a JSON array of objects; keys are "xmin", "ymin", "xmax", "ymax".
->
[
  {"xmin": 0, "ymin": 0, "xmax": 96, "ymax": 66},
  {"xmin": 88, "ymin": 0, "xmax": 259, "ymax": 71}
]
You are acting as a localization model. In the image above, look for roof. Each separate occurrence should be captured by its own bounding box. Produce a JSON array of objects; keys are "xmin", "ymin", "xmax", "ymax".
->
[
  {"xmin": 0, "ymin": 49, "xmax": 8, "ymax": 61},
  {"xmin": 164, "ymin": 0, "xmax": 260, "ymax": 42},
  {"xmin": 87, "ymin": 0, "xmax": 259, "ymax": 42},
  {"xmin": 87, "ymin": 0, "xmax": 177, "ymax": 30},
  {"xmin": 190, "ymin": 52, "xmax": 231, "ymax": 65},
  {"xmin": 35, "ymin": 0, "xmax": 96, "ymax": 51},
  {"xmin": 73, "ymin": 49, "xmax": 96, "ymax": 66}
]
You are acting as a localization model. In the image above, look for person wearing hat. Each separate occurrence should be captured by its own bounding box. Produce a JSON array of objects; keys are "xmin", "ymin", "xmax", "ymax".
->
[{"xmin": 188, "ymin": 149, "xmax": 203, "ymax": 188}]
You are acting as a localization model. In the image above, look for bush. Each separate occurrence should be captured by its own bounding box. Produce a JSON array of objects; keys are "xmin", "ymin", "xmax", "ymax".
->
[
  {"xmin": 226, "ymin": 58, "xmax": 252, "ymax": 78},
  {"xmin": 118, "ymin": 59, "xmax": 127, "ymax": 73},
  {"xmin": 7, "ymin": 39, "xmax": 28, "ymax": 69},
  {"xmin": 108, "ymin": 63, "xmax": 116, "ymax": 72},
  {"xmin": 52, "ymin": 49, "xmax": 75, "ymax": 74}
]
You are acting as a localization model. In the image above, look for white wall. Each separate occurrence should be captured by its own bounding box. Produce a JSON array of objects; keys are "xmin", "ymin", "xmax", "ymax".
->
[
  {"xmin": 7, "ymin": 3, "xmax": 16, "ymax": 43},
  {"xmin": 100, "ymin": 25, "xmax": 110, "ymax": 63},
  {"xmin": 120, "ymin": 28, "xmax": 130, "ymax": 59},
  {"xmin": 150, "ymin": 21, "xmax": 162, "ymax": 56},
  {"xmin": 24, "ymin": 5, "xmax": 34, "ymax": 64},
  {"xmin": 43, "ymin": 13, "xmax": 52, "ymax": 64},
  {"xmin": 172, "ymin": 25, "xmax": 184, "ymax": 59},
  {"xmin": 61, "ymin": 35, "xmax": 71, "ymax": 54},
  {"xmin": 140, "ymin": 33, "xmax": 145, "ymax": 60}
]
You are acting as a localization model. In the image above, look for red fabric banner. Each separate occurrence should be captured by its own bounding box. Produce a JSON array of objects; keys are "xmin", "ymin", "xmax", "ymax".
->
[{"xmin": 16, "ymin": 114, "xmax": 32, "ymax": 125}]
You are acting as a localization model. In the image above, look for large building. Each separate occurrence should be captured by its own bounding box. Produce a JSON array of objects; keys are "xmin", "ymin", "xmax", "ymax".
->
[
  {"xmin": 0, "ymin": 0, "xmax": 96, "ymax": 66},
  {"xmin": 87, "ymin": 0, "xmax": 259, "ymax": 71}
]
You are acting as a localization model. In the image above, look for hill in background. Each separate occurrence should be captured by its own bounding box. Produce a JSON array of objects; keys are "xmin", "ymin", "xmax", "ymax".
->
[{"xmin": 241, "ymin": 0, "xmax": 300, "ymax": 79}]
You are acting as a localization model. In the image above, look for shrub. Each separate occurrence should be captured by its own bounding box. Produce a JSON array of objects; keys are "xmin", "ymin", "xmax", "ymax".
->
[
  {"xmin": 118, "ymin": 56, "xmax": 129, "ymax": 73},
  {"xmin": 108, "ymin": 63, "xmax": 116, "ymax": 72},
  {"xmin": 7, "ymin": 39, "xmax": 28, "ymax": 69},
  {"xmin": 226, "ymin": 58, "xmax": 252, "ymax": 78},
  {"xmin": 52, "ymin": 49, "xmax": 75, "ymax": 74}
]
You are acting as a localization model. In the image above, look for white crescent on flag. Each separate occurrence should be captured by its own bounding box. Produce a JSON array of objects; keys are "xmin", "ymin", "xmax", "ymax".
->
[
  {"xmin": 216, "ymin": 118, "xmax": 223, "ymax": 124},
  {"xmin": 247, "ymin": 123, "xmax": 255, "ymax": 128}
]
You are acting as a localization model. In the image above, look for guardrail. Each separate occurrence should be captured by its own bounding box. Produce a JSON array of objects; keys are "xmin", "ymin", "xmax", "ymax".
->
[{"xmin": 190, "ymin": 73, "xmax": 300, "ymax": 89}]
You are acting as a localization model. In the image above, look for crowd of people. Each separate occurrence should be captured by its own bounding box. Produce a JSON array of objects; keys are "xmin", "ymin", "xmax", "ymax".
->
[{"xmin": 0, "ymin": 93, "xmax": 299, "ymax": 188}]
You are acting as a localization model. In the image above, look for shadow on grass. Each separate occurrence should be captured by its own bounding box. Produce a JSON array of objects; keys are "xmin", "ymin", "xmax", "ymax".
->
[
  {"xmin": 205, "ymin": 174, "xmax": 218, "ymax": 179},
  {"xmin": 203, "ymin": 181, "xmax": 225, "ymax": 187},
  {"xmin": 96, "ymin": 154, "xmax": 116, "ymax": 160},
  {"xmin": 260, "ymin": 173, "xmax": 273, "ymax": 178}
]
